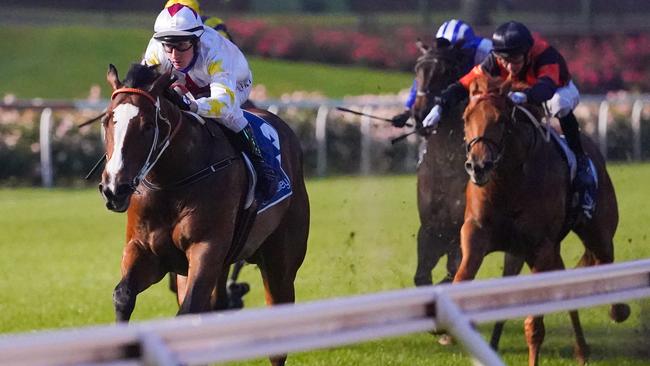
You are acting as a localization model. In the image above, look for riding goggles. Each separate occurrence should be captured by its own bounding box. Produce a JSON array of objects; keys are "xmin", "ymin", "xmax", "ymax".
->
[{"xmin": 162, "ymin": 41, "xmax": 194, "ymax": 52}]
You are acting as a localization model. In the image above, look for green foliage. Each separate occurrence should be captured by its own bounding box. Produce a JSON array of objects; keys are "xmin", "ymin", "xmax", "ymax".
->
[
  {"xmin": 0, "ymin": 165, "xmax": 649, "ymax": 364},
  {"xmin": 0, "ymin": 25, "xmax": 411, "ymax": 99}
]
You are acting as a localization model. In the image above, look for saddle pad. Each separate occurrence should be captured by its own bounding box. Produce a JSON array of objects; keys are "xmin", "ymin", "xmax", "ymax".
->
[{"xmin": 243, "ymin": 110, "xmax": 292, "ymax": 213}]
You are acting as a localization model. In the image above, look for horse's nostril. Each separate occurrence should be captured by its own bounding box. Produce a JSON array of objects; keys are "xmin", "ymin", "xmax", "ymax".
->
[
  {"xmin": 115, "ymin": 183, "xmax": 133, "ymax": 197},
  {"xmin": 465, "ymin": 161, "xmax": 473, "ymax": 172}
]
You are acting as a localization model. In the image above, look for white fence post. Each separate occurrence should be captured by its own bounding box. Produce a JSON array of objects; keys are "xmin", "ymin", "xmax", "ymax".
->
[
  {"xmin": 39, "ymin": 108, "xmax": 53, "ymax": 188},
  {"xmin": 315, "ymin": 105, "xmax": 329, "ymax": 177},
  {"xmin": 631, "ymin": 100, "xmax": 643, "ymax": 160},
  {"xmin": 598, "ymin": 100, "xmax": 609, "ymax": 159},
  {"xmin": 360, "ymin": 106, "xmax": 372, "ymax": 175}
]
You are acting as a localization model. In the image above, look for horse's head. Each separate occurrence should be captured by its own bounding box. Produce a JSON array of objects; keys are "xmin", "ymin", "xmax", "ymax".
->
[
  {"xmin": 411, "ymin": 38, "xmax": 468, "ymax": 125},
  {"xmin": 99, "ymin": 64, "xmax": 174, "ymax": 212},
  {"xmin": 462, "ymin": 75, "xmax": 519, "ymax": 186}
]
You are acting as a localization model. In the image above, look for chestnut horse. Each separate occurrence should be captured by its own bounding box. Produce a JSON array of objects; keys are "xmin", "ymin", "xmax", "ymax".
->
[
  {"xmin": 458, "ymin": 75, "xmax": 630, "ymax": 366},
  {"xmin": 411, "ymin": 40, "xmax": 524, "ymax": 291},
  {"xmin": 99, "ymin": 64, "xmax": 309, "ymax": 366}
]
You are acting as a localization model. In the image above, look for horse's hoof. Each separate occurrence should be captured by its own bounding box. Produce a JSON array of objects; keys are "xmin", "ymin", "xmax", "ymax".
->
[
  {"xmin": 437, "ymin": 334, "xmax": 455, "ymax": 346},
  {"xmin": 574, "ymin": 341, "xmax": 590, "ymax": 366},
  {"xmin": 609, "ymin": 303, "xmax": 631, "ymax": 323}
]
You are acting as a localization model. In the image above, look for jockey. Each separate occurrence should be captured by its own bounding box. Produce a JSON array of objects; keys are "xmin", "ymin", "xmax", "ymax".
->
[
  {"xmin": 142, "ymin": 4, "xmax": 277, "ymax": 200},
  {"xmin": 164, "ymin": 0, "xmax": 235, "ymax": 42},
  {"xmin": 422, "ymin": 21, "xmax": 596, "ymax": 219},
  {"xmin": 391, "ymin": 19, "xmax": 493, "ymax": 127}
]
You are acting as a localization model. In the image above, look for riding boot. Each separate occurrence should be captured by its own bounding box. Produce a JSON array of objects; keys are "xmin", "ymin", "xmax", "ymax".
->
[
  {"xmin": 559, "ymin": 111, "xmax": 596, "ymax": 219},
  {"xmin": 236, "ymin": 124, "xmax": 278, "ymax": 201}
]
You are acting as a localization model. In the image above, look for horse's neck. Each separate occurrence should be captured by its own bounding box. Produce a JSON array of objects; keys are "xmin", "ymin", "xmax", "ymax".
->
[{"xmin": 149, "ymin": 111, "xmax": 235, "ymax": 184}]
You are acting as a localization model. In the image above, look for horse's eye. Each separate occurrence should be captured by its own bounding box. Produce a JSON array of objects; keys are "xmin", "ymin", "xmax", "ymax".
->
[{"xmin": 142, "ymin": 122, "xmax": 155, "ymax": 133}]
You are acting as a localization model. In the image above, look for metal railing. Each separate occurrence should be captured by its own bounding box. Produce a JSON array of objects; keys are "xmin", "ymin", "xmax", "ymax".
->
[{"xmin": 0, "ymin": 258, "xmax": 648, "ymax": 366}]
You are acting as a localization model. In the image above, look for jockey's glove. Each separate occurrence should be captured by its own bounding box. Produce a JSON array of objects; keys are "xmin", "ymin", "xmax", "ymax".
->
[
  {"xmin": 391, "ymin": 110, "xmax": 411, "ymax": 128},
  {"xmin": 173, "ymin": 83, "xmax": 198, "ymax": 112},
  {"xmin": 423, "ymin": 104, "xmax": 442, "ymax": 129},
  {"xmin": 508, "ymin": 91, "xmax": 528, "ymax": 105}
]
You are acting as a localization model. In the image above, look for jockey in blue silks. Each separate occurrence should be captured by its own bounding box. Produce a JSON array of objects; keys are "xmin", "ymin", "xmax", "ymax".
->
[{"xmin": 391, "ymin": 19, "xmax": 493, "ymax": 127}]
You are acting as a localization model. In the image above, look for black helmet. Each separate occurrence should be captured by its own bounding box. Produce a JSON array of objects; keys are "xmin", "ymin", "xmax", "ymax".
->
[{"xmin": 492, "ymin": 21, "xmax": 533, "ymax": 57}]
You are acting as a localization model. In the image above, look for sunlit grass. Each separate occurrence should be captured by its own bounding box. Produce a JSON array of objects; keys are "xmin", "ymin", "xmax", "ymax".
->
[{"xmin": 0, "ymin": 164, "xmax": 648, "ymax": 365}]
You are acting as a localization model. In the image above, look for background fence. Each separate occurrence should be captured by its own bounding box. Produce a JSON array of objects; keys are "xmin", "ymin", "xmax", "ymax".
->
[{"xmin": 1, "ymin": 94, "xmax": 649, "ymax": 186}]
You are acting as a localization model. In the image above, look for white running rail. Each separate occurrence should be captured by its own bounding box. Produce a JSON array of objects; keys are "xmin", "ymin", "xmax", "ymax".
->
[{"xmin": 0, "ymin": 259, "xmax": 649, "ymax": 366}]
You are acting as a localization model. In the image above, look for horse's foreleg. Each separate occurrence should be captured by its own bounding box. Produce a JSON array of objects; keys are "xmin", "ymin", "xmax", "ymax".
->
[
  {"xmin": 178, "ymin": 242, "xmax": 226, "ymax": 314},
  {"xmin": 415, "ymin": 225, "xmax": 446, "ymax": 286},
  {"xmin": 113, "ymin": 241, "xmax": 165, "ymax": 322},
  {"xmin": 490, "ymin": 252, "xmax": 525, "ymax": 350},
  {"xmin": 524, "ymin": 315, "xmax": 545, "ymax": 366},
  {"xmin": 524, "ymin": 244, "xmax": 565, "ymax": 366},
  {"xmin": 453, "ymin": 220, "xmax": 489, "ymax": 282}
]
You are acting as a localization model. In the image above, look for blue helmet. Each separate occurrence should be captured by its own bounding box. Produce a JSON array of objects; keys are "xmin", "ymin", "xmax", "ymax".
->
[{"xmin": 435, "ymin": 19, "xmax": 475, "ymax": 45}]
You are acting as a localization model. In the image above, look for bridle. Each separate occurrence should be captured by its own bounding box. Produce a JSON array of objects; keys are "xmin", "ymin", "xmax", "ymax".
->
[
  {"xmin": 414, "ymin": 50, "xmax": 462, "ymax": 98},
  {"xmin": 464, "ymin": 94, "xmax": 512, "ymax": 165},
  {"xmin": 110, "ymin": 87, "xmax": 183, "ymax": 190},
  {"xmin": 465, "ymin": 93, "xmax": 551, "ymax": 166}
]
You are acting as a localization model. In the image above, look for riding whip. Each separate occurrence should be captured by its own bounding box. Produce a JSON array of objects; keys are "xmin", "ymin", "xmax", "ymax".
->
[{"xmin": 336, "ymin": 106, "xmax": 413, "ymax": 127}]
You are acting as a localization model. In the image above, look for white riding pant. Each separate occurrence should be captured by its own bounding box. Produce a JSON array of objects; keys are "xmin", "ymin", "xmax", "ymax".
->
[{"xmin": 545, "ymin": 80, "xmax": 580, "ymax": 118}]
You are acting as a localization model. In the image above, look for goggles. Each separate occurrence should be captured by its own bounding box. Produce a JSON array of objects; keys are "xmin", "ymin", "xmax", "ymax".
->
[
  {"xmin": 495, "ymin": 53, "xmax": 525, "ymax": 64},
  {"xmin": 162, "ymin": 41, "xmax": 194, "ymax": 52}
]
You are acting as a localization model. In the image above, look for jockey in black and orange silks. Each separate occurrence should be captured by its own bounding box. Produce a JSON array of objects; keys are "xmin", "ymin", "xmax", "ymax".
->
[{"xmin": 423, "ymin": 21, "xmax": 596, "ymax": 220}]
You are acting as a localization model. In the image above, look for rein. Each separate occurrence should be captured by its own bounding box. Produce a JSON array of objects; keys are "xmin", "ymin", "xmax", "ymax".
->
[
  {"xmin": 111, "ymin": 87, "xmax": 184, "ymax": 190},
  {"xmin": 465, "ymin": 94, "xmax": 552, "ymax": 166}
]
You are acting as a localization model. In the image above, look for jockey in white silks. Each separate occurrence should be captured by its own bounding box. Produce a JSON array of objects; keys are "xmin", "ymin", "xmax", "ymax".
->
[{"xmin": 142, "ymin": 4, "xmax": 277, "ymax": 200}]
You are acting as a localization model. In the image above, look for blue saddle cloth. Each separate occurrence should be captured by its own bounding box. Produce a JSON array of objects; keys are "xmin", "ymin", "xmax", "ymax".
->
[{"xmin": 243, "ymin": 110, "xmax": 292, "ymax": 213}]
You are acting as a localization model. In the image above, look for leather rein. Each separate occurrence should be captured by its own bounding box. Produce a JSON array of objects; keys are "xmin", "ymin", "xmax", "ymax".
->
[
  {"xmin": 109, "ymin": 88, "xmax": 238, "ymax": 191},
  {"xmin": 465, "ymin": 94, "xmax": 550, "ymax": 165}
]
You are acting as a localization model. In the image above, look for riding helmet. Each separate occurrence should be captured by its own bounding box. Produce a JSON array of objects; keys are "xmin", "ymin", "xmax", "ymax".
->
[
  {"xmin": 492, "ymin": 21, "xmax": 534, "ymax": 57},
  {"xmin": 436, "ymin": 19, "xmax": 475, "ymax": 45},
  {"xmin": 154, "ymin": 4, "xmax": 205, "ymax": 43}
]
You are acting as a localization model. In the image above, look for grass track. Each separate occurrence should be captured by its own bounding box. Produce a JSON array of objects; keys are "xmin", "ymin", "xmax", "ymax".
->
[{"xmin": 0, "ymin": 164, "xmax": 649, "ymax": 364}]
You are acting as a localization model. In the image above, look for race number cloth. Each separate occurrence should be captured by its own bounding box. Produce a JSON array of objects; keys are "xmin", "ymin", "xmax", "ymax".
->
[{"xmin": 243, "ymin": 110, "xmax": 292, "ymax": 213}]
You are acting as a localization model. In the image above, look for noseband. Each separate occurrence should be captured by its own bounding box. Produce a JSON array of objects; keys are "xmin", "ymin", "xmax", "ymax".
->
[{"xmin": 110, "ymin": 87, "xmax": 183, "ymax": 190}]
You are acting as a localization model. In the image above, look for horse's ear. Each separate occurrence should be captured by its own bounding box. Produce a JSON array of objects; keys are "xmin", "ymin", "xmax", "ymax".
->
[
  {"xmin": 107, "ymin": 64, "xmax": 122, "ymax": 90},
  {"xmin": 149, "ymin": 70, "xmax": 173, "ymax": 97},
  {"xmin": 416, "ymin": 39, "xmax": 429, "ymax": 54}
]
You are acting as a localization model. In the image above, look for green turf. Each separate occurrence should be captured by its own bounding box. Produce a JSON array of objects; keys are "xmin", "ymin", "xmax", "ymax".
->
[
  {"xmin": 0, "ymin": 164, "xmax": 649, "ymax": 365},
  {"xmin": 0, "ymin": 25, "xmax": 411, "ymax": 100}
]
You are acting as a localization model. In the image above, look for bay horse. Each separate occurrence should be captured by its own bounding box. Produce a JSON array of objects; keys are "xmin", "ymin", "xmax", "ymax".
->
[
  {"xmin": 410, "ymin": 38, "xmax": 470, "ymax": 286},
  {"xmin": 458, "ymin": 74, "xmax": 630, "ymax": 366},
  {"xmin": 99, "ymin": 64, "xmax": 309, "ymax": 366}
]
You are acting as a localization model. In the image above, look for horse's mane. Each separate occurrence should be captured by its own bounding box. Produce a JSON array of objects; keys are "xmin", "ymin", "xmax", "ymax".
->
[
  {"xmin": 123, "ymin": 64, "xmax": 163, "ymax": 89},
  {"xmin": 464, "ymin": 74, "xmax": 543, "ymax": 122}
]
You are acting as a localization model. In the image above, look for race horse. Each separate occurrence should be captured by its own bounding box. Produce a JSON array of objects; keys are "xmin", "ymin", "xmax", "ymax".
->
[
  {"xmin": 98, "ymin": 63, "xmax": 309, "ymax": 366},
  {"xmin": 458, "ymin": 74, "xmax": 630, "ymax": 366},
  {"xmin": 410, "ymin": 38, "xmax": 470, "ymax": 286}
]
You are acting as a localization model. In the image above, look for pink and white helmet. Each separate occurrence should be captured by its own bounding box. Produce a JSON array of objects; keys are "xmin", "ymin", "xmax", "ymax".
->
[{"xmin": 153, "ymin": 4, "xmax": 204, "ymax": 42}]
